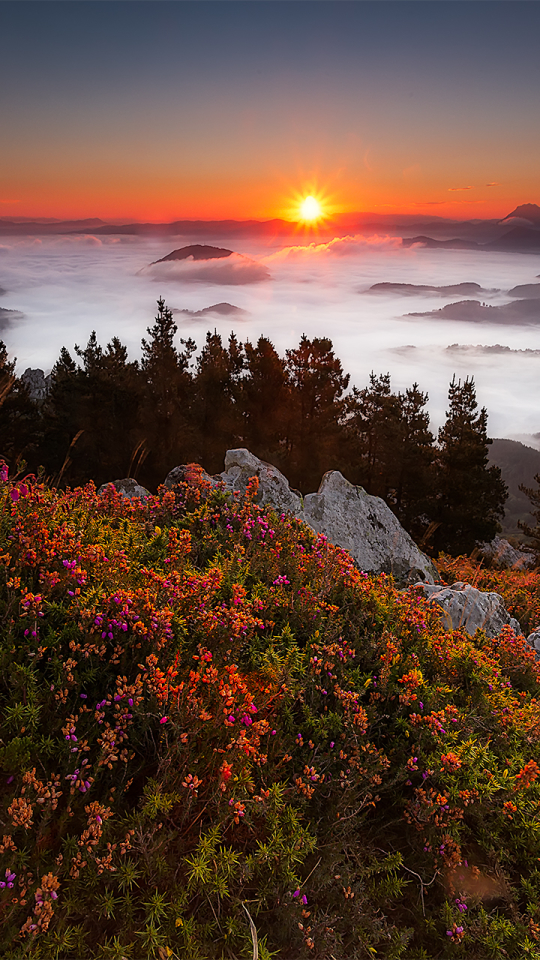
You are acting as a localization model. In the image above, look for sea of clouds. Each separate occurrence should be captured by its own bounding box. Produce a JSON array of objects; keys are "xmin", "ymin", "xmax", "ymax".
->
[{"xmin": 1, "ymin": 232, "xmax": 539, "ymax": 444}]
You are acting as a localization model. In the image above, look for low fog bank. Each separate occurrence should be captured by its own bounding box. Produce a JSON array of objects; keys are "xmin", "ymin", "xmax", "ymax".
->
[{"xmin": 1, "ymin": 233, "xmax": 540, "ymax": 440}]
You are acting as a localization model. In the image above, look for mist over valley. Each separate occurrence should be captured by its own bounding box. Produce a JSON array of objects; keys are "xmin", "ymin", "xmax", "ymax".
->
[{"xmin": 1, "ymin": 218, "xmax": 540, "ymax": 444}]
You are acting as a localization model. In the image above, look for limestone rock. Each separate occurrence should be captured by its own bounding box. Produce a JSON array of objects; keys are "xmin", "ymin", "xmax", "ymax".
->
[
  {"xmin": 416, "ymin": 581, "xmax": 522, "ymax": 638},
  {"xmin": 20, "ymin": 367, "xmax": 51, "ymax": 401},
  {"xmin": 477, "ymin": 536, "xmax": 536, "ymax": 570},
  {"xmin": 301, "ymin": 470, "xmax": 438, "ymax": 584},
  {"xmin": 218, "ymin": 448, "xmax": 303, "ymax": 514},
  {"xmin": 526, "ymin": 627, "xmax": 540, "ymax": 653},
  {"xmin": 164, "ymin": 464, "xmax": 217, "ymax": 490},
  {"xmin": 198, "ymin": 449, "xmax": 437, "ymax": 585},
  {"xmin": 97, "ymin": 478, "xmax": 150, "ymax": 500}
]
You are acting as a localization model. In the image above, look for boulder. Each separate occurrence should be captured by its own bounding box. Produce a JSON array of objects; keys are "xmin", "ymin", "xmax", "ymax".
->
[
  {"xmin": 164, "ymin": 448, "xmax": 438, "ymax": 585},
  {"xmin": 20, "ymin": 367, "xmax": 51, "ymax": 402},
  {"xmin": 526, "ymin": 627, "xmax": 540, "ymax": 653},
  {"xmin": 301, "ymin": 470, "xmax": 438, "ymax": 584},
  {"xmin": 477, "ymin": 536, "xmax": 536, "ymax": 571},
  {"xmin": 415, "ymin": 581, "xmax": 522, "ymax": 638},
  {"xmin": 97, "ymin": 478, "xmax": 150, "ymax": 500}
]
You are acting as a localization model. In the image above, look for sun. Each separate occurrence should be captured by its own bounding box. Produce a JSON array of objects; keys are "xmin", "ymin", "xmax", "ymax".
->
[{"xmin": 299, "ymin": 195, "xmax": 322, "ymax": 221}]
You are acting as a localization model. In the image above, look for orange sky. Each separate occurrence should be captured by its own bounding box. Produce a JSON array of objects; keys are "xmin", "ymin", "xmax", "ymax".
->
[{"xmin": 2, "ymin": 3, "xmax": 539, "ymax": 223}]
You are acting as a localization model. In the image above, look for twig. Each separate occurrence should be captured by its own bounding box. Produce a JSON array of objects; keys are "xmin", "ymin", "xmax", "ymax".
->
[
  {"xmin": 376, "ymin": 848, "xmax": 438, "ymax": 917},
  {"xmin": 300, "ymin": 856, "xmax": 322, "ymax": 888}
]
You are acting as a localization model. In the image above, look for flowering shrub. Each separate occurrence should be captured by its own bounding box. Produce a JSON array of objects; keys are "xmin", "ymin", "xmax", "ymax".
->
[{"xmin": 2, "ymin": 466, "xmax": 540, "ymax": 957}]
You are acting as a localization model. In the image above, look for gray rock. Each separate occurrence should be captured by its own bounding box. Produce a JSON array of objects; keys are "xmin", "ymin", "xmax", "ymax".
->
[
  {"xmin": 526, "ymin": 628, "xmax": 540, "ymax": 653},
  {"xmin": 192, "ymin": 448, "xmax": 437, "ymax": 585},
  {"xmin": 164, "ymin": 464, "xmax": 217, "ymax": 490},
  {"xmin": 219, "ymin": 448, "xmax": 304, "ymax": 514},
  {"xmin": 301, "ymin": 470, "xmax": 438, "ymax": 584},
  {"xmin": 97, "ymin": 478, "xmax": 150, "ymax": 500},
  {"xmin": 20, "ymin": 367, "xmax": 51, "ymax": 401},
  {"xmin": 477, "ymin": 536, "xmax": 536, "ymax": 570},
  {"xmin": 416, "ymin": 580, "xmax": 522, "ymax": 638}
]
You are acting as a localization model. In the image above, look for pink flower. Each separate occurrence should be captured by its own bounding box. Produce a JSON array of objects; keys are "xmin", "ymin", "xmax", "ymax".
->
[
  {"xmin": 160, "ymin": 716, "xmax": 168, "ymax": 724},
  {"xmin": 10, "ymin": 488, "xmax": 19, "ymax": 502}
]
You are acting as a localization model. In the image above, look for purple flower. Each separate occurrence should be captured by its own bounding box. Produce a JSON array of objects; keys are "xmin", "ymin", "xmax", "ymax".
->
[
  {"xmin": 301, "ymin": 895, "xmax": 308, "ymax": 905},
  {"xmin": 292, "ymin": 889, "xmax": 300, "ymax": 898}
]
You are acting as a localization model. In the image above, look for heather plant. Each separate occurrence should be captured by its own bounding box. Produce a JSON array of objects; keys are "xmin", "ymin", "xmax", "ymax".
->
[{"xmin": 2, "ymin": 465, "xmax": 540, "ymax": 958}]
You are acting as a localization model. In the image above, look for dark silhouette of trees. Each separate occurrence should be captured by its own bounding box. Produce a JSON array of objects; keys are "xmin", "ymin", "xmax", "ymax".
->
[
  {"xmin": 242, "ymin": 336, "xmax": 290, "ymax": 470},
  {"xmin": 38, "ymin": 335, "xmax": 142, "ymax": 488},
  {"xmin": 139, "ymin": 297, "xmax": 196, "ymax": 487},
  {"xmin": 1, "ymin": 303, "xmax": 509, "ymax": 559},
  {"xmin": 432, "ymin": 376, "xmax": 507, "ymax": 555},
  {"xmin": 393, "ymin": 383, "xmax": 436, "ymax": 540},
  {"xmin": 285, "ymin": 335, "xmax": 349, "ymax": 492},
  {"xmin": 191, "ymin": 331, "xmax": 244, "ymax": 475},
  {"xmin": 0, "ymin": 340, "xmax": 39, "ymax": 472},
  {"xmin": 342, "ymin": 375, "xmax": 435, "ymax": 540},
  {"xmin": 344, "ymin": 373, "xmax": 403, "ymax": 499}
]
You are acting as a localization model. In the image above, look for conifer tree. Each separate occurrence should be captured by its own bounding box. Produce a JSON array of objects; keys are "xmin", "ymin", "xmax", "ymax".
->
[
  {"xmin": 192, "ymin": 331, "xmax": 244, "ymax": 474},
  {"xmin": 140, "ymin": 298, "xmax": 196, "ymax": 485},
  {"xmin": 0, "ymin": 340, "xmax": 39, "ymax": 472},
  {"xmin": 72, "ymin": 333, "xmax": 143, "ymax": 486},
  {"xmin": 394, "ymin": 383, "xmax": 435, "ymax": 539},
  {"xmin": 433, "ymin": 376, "xmax": 507, "ymax": 555},
  {"xmin": 285, "ymin": 335, "xmax": 349, "ymax": 491},
  {"xmin": 242, "ymin": 336, "xmax": 290, "ymax": 469},
  {"xmin": 343, "ymin": 373, "xmax": 402, "ymax": 499}
]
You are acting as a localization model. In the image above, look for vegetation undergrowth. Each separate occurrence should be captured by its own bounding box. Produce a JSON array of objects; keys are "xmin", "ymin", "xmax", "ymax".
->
[{"xmin": 2, "ymin": 465, "xmax": 540, "ymax": 958}]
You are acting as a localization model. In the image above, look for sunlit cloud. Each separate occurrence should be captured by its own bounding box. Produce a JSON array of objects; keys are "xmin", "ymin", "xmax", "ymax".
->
[
  {"xmin": 486, "ymin": 182, "xmax": 501, "ymax": 187},
  {"xmin": 448, "ymin": 186, "xmax": 474, "ymax": 192},
  {"xmin": 264, "ymin": 234, "xmax": 401, "ymax": 262}
]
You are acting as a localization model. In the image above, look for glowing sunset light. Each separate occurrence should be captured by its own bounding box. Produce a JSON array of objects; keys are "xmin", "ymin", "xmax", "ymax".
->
[{"xmin": 299, "ymin": 195, "xmax": 322, "ymax": 221}]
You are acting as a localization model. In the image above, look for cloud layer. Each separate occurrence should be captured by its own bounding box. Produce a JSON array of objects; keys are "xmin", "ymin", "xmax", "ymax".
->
[{"xmin": 140, "ymin": 252, "xmax": 270, "ymax": 285}]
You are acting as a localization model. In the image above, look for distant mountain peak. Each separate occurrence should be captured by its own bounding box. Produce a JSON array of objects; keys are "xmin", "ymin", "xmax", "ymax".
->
[
  {"xmin": 153, "ymin": 244, "xmax": 233, "ymax": 264},
  {"xmin": 500, "ymin": 203, "xmax": 540, "ymax": 225}
]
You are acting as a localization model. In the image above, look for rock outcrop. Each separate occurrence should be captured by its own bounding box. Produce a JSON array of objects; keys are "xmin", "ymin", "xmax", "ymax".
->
[
  {"xmin": 165, "ymin": 448, "xmax": 438, "ymax": 585},
  {"xmin": 21, "ymin": 368, "xmax": 51, "ymax": 401},
  {"xmin": 477, "ymin": 536, "xmax": 536, "ymax": 571},
  {"xmin": 415, "ymin": 581, "xmax": 522, "ymax": 638},
  {"xmin": 97, "ymin": 478, "xmax": 150, "ymax": 500}
]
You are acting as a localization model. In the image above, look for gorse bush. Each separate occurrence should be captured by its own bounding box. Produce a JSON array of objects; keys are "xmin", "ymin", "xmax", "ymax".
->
[{"xmin": 1, "ymin": 466, "xmax": 540, "ymax": 958}]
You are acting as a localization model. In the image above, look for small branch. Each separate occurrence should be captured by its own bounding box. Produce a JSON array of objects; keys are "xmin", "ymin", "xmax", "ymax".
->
[{"xmin": 376, "ymin": 847, "xmax": 438, "ymax": 917}]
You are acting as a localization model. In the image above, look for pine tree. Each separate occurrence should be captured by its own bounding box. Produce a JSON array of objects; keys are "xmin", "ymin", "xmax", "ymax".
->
[
  {"xmin": 394, "ymin": 383, "xmax": 435, "ymax": 540},
  {"xmin": 433, "ymin": 376, "xmax": 507, "ymax": 555},
  {"xmin": 140, "ymin": 298, "xmax": 196, "ymax": 485},
  {"xmin": 285, "ymin": 335, "xmax": 349, "ymax": 492},
  {"xmin": 242, "ymin": 336, "xmax": 290, "ymax": 469},
  {"xmin": 0, "ymin": 340, "xmax": 40, "ymax": 472},
  {"xmin": 191, "ymin": 331, "xmax": 245, "ymax": 474},
  {"xmin": 343, "ymin": 373, "xmax": 402, "ymax": 499}
]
